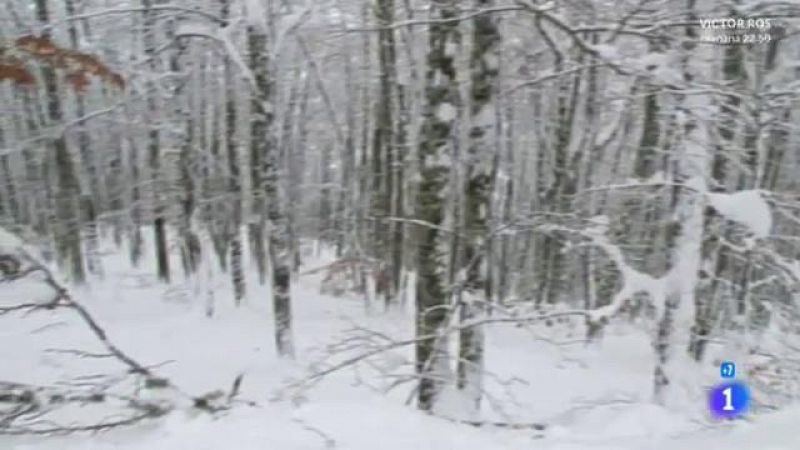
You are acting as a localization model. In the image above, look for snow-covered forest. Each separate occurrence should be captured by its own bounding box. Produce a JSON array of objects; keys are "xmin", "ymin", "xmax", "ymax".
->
[{"xmin": 1, "ymin": 0, "xmax": 799, "ymax": 448}]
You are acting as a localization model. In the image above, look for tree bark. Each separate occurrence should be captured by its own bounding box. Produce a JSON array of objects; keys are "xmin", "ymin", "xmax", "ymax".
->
[
  {"xmin": 415, "ymin": 0, "xmax": 461, "ymax": 412},
  {"xmin": 247, "ymin": 14, "xmax": 295, "ymax": 357},
  {"xmin": 35, "ymin": 0, "xmax": 86, "ymax": 284},
  {"xmin": 142, "ymin": 0, "xmax": 170, "ymax": 283},
  {"xmin": 218, "ymin": 0, "xmax": 244, "ymax": 303},
  {"xmin": 457, "ymin": 0, "xmax": 501, "ymax": 415}
]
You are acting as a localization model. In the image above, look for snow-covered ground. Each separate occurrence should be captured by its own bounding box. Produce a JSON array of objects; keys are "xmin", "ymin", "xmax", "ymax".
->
[{"xmin": 1, "ymin": 236, "xmax": 798, "ymax": 450}]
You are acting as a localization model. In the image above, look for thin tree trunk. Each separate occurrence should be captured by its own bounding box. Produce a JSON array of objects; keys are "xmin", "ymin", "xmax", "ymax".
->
[
  {"xmin": 222, "ymin": 0, "xmax": 245, "ymax": 304},
  {"xmin": 142, "ymin": 0, "xmax": 170, "ymax": 283}
]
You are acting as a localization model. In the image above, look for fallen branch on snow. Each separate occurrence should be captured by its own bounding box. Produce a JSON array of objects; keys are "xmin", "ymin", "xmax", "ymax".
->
[{"xmin": 0, "ymin": 233, "xmax": 251, "ymax": 434}]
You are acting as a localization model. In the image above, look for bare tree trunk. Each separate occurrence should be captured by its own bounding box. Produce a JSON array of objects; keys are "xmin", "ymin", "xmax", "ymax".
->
[
  {"xmin": 288, "ymin": 69, "xmax": 311, "ymax": 272},
  {"xmin": 220, "ymin": 2, "xmax": 245, "ymax": 304},
  {"xmin": 0, "ymin": 126, "xmax": 18, "ymax": 224},
  {"xmin": 319, "ymin": 143, "xmax": 334, "ymax": 245},
  {"xmin": 654, "ymin": 0, "xmax": 707, "ymax": 402},
  {"xmin": 534, "ymin": 19, "xmax": 582, "ymax": 306},
  {"xmin": 390, "ymin": 83, "xmax": 408, "ymax": 304},
  {"xmin": 65, "ymin": 0, "xmax": 103, "ymax": 280},
  {"xmin": 688, "ymin": 32, "xmax": 747, "ymax": 362},
  {"xmin": 356, "ymin": 2, "xmax": 374, "ymax": 309},
  {"xmin": 415, "ymin": 0, "xmax": 461, "ymax": 412},
  {"xmin": 373, "ymin": 0, "xmax": 399, "ymax": 306},
  {"xmin": 35, "ymin": 0, "xmax": 85, "ymax": 284},
  {"xmin": 456, "ymin": 0, "xmax": 500, "ymax": 415},
  {"xmin": 247, "ymin": 14, "xmax": 295, "ymax": 357},
  {"xmin": 142, "ymin": 0, "xmax": 170, "ymax": 283},
  {"xmin": 122, "ymin": 98, "xmax": 143, "ymax": 267},
  {"xmin": 336, "ymin": 42, "xmax": 358, "ymax": 257}
]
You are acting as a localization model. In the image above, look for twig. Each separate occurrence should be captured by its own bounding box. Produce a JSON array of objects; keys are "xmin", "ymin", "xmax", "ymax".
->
[
  {"xmin": 437, "ymin": 415, "xmax": 547, "ymax": 431},
  {"xmin": 0, "ymin": 409, "xmax": 166, "ymax": 436},
  {"xmin": 292, "ymin": 418, "xmax": 336, "ymax": 448},
  {"xmin": 44, "ymin": 349, "xmax": 114, "ymax": 359},
  {"xmin": 13, "ymin": 250, "xmax": 157, "ymax": 378},
  {"xmin": 278, "ymin": 309, "xmax": 589, "ymax": 398}
]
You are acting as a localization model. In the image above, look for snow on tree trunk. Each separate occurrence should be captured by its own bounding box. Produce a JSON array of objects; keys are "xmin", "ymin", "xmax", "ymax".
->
[
  {"xmin": 248, "ymin": 41, "xmax": 267, "ymax": 287},
  {"xmin": 370, "ymin": 0, "xmax": 400, "ymax": 307},
  {"xmin": 142, "ymin": 0, "xmax": 170, "ymax": 283},
  {"xmin": 80, "ymin": 195, "xmax": 103, "ymax": 279},
  {"xmin": 220, "ymin": 0, "xmax": 245, "ymax": 304},
  {"xmin": 535, "ymin": 17, "xmax": 582, "ymax": 307},
  {"xmin": 456, "ymin": 0, "xmax": 500, "ymax": 416},
  {"xmin": 654, "ymin": 7, "xmax": 708, "ymax": 401},
  {"xmin": 246, "ymin": 6, "xmax": 295, "ymax": 358},
  {"xmin": 390, "ymin": 82, "xmax": 408, "ymax": 306},
  {"xmin": 414, "ymin": 0, "xmax": 461, "ymax": 413},
  {"xmin": 65, "ymin": 0, "xmax": 103, "ymax": 280},
  {"xmin": 35, "ymin": 0, "xmax": 86, "ymax": 285},
  {"xmin": 0, "ymin": 129, "xmax": 18, "ymax": 224},
  {"xmin": 688, "ymin": 32, "xmax": 748, "ymax": 362}
]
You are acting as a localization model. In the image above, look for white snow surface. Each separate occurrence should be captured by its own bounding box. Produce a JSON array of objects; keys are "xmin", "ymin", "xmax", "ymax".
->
[
  {"xmin": 436, "ymin": 103, "xmax": 458, "ymax": 122},
  {"xmin": 706, "ymin": 190, "xmax": 773, "ymax": 238},
  {"xmin": 175, "ymin": 22, "xmax": 213, "ymax": 38},
  {"xmin": 0, "ymin": 226, "xmax": 23, "ymax": 253},
  {"xmin": 0, "ymin": 234, "xmax": 797, "ymax": 449},
  {"xmin": 243, "ymin": 0, "xmax": 268, "ymax": 29}
]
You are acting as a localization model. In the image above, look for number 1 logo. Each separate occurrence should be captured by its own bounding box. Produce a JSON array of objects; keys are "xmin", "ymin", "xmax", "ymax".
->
[
  {"xmin": 709, "ymin": 382, "xmax": 750, "ymax": 418},
  {"xmin": 722, "ymin": 387, "xmax": 734, "ymax": 411}
]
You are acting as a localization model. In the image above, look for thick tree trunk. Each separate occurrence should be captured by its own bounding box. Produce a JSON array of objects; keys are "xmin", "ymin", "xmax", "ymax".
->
[
  {"xmin": 35, "ymin": 0, "xmax": 85, "ymax": 284},
  {"xmin": 247, "ymin": 14, "xmax": 295, "ymax": 357},
  {"xmin": 456, "ymin": 0, "xmax": 501, "ymax": 414},
  {"xmin": 688, "ymin": 35, "xmax": 747, "ymax": 362},
  {"xmin": 415, "ymin": 0, "xmax": 461, "ymax": 412},
  {"xmin": 654, "ymin": 0, "xmax": 707, "ymax": 402},
  {"xmin": 65, "ymin": 0, "xmax": 103, "ymax": 280},
  {"xmin": 373, "ymin": 0, "xmax": 399, "ymax": 306}
]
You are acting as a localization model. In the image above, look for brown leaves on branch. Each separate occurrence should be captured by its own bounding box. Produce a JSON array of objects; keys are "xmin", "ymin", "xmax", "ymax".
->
[
  {"xmin": 0, "ymin": 35, "xmax": 124, "ymax": 91},
  {"xmin": 0, "ymin": 60, "xmax": 35, "ymax": 86}
]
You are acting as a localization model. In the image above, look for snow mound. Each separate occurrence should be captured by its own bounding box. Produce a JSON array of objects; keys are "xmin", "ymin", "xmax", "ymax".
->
[
  {"xmin": 567, "ymin": 402, "xmax": 693, "ymax": 440},
  {"xmin": 590, "ymin": 43, "xmax": 618, "ymax": 60},
  {"xmin": 706, "ymin": 190, "xmax": 772, "ymax": 238}
]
